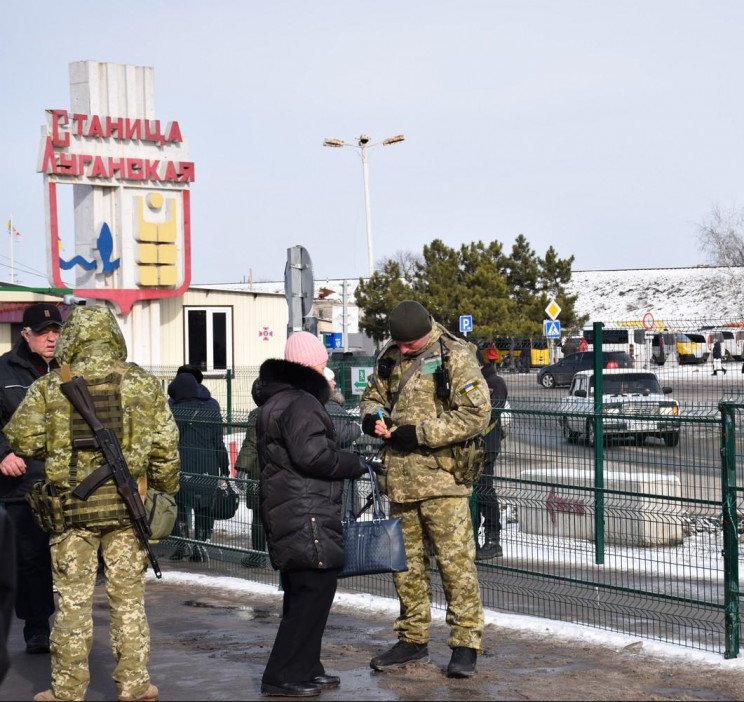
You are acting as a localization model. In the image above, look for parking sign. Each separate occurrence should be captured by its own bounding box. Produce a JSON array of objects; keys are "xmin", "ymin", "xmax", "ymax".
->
[{"xmin": 459, "ymin": 315, "xmax": 473, "ymax": 334}]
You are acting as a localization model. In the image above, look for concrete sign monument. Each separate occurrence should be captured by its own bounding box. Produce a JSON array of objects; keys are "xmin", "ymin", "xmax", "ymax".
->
[{"xmin": 37, "ymin": 61, "xmax": 194, "ymax": 363}]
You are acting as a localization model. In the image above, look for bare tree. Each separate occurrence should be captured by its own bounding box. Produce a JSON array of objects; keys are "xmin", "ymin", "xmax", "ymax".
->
[
  {"xmin": 375, "ymin": 249, "xmax": 422, "ymax": 279},
  {"xmin": 697, "ymin": 204, "xmax": 744, "ymax": 266}
]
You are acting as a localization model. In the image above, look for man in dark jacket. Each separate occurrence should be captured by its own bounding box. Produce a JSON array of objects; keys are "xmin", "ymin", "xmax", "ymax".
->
[
  {"xmin": 168, "ymin": 372, "xmax": 229, "ymax": 562},
  {"xmin": 254, "ymin": 331, "xmax": 366, "ymax": 697},
  {"xmin": 0, "ymin": 302, "xmax": 62, "ymax": 654},
  {"xmin": 475, "ymin": 349, "xmax": 508, "ymax": 560}
]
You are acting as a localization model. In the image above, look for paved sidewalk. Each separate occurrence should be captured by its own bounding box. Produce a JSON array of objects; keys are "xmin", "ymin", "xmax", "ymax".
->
[{"xmin": 2, "ymin": 570, "xmax": 743, "ymax": 701}]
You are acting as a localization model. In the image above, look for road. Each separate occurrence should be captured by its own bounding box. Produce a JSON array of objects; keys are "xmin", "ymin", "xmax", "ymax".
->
[{"xmin": 499, "ymin": 363, "xmax": 744, "ymax": 513}]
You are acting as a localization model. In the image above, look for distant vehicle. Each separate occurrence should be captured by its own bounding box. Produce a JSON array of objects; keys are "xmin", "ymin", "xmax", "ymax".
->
[
  {"xmin": 560, "ymin": 369, "xmax": 680, "ymax": 447},
  {"xmin": 536, "ymin": 351, "xmax": 634, "ymax": 389},
  {"xmin": 676, "ymin": 333, "xmax": 708, "ymax": 365},
  {"xmin": 700, "ymin": 328, "xmax": 738, "ymax": 360},
  {"xmin": 582, "ymin": 326, "xmax": 638, "ymax": 358},
  {"xmin": 486, "ymin": 337, "xmax": 550, "ymax": 369}
]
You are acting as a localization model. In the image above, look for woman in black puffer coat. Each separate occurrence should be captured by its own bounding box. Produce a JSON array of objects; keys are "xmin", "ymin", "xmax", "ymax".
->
[{"xmin": 253, "ymin": 332, "xmax": 366, "ymax": 697}]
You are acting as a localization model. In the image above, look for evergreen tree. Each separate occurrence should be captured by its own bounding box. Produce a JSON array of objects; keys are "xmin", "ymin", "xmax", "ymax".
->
[{"xmin": 355, "ymin": 235, "xmax": 583, "ymax": 340}]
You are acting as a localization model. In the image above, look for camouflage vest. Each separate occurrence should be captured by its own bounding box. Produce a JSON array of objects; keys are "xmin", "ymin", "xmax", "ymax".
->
[{"xmin": 61, "ymin": 367, "xmax": 132, "ymax": 529}]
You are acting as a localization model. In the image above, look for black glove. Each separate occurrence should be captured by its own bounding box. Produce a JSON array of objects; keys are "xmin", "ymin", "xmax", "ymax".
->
[
  {"xmin": 361, "ymin": 413, "xmax": 392, "ymax": 437},
  {"xmin": 387, "ymin": 424, "xmax": 419, "ymax": 452}
]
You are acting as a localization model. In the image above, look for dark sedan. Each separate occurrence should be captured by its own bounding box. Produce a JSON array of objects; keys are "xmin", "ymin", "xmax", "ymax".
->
[{"xmin": 536, "ymin": 351, "xmax": 635, "ymax": 389}]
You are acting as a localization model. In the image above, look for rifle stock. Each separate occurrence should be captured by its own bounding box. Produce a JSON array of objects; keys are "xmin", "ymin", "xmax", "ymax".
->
[{"xmin": 60, "ymin": 376, "xmax": 162, "ymax": 578}]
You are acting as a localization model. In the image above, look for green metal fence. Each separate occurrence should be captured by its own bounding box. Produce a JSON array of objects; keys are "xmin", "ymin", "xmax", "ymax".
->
[{"xmin": 150, "ymin": 319, "xmax": 743, "ymax": 658}]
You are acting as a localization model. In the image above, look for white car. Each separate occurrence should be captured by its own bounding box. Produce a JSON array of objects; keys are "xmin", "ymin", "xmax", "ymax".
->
[{"xmin": 560, "ymin": 369, "xmax": 681, "ymax": 447}]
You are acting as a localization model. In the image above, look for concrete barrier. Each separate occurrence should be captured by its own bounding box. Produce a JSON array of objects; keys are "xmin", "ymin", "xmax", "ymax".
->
[{"xmin": 518, "ymin": 469, "xmax": 683, "ymax": 547}]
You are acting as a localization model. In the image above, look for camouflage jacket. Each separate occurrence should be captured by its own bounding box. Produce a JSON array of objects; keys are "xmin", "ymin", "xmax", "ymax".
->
[
  {"xmin": 3, "ymin": 306, "xmax": 180, "ymax": 510},
  {"xmin": 359, "ymin": 322, "xmax": 490, "ymax": 502}
]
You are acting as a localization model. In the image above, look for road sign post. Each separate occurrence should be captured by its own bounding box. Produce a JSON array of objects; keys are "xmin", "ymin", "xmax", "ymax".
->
[
  {"xmin": 543, "ymin": 319, "xmax": 561, "ymax": 339},
  {"xmin": 459, "ymin": 315, "xmax": 473, "ymax": 336},
  {"xmin": 642, "ymin": 312, "xmax": 655, "ymax": 369}
]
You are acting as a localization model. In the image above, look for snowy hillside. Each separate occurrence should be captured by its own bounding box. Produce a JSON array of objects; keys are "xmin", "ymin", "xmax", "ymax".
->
[{"xmin": 202, "ymin": 265, "xmax": 744, "ymax": 330}]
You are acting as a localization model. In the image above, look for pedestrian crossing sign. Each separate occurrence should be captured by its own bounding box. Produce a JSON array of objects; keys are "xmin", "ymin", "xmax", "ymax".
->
[{"xmin": 543, "ymin": 319, "xmax": 561, "ymax": 339}]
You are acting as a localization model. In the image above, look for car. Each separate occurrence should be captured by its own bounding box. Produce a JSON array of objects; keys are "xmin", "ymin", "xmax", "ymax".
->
[
  {"xmin": 536, "ymin": 351, "xmax": 634, "ymax": 389},
  {"xmin": 559, "ymin": 369, "xmax": 680, "ymax": 447}
]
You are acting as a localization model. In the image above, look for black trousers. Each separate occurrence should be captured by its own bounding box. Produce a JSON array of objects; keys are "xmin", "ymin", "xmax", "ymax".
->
[
  {"xmin": 2, "ymin": 502, "xmax": 54, "ymax": 639},
  {"xmin": 477, "ymin": 446, "xmax": 502, "ymax": 539},
  {"xmin": 262, "ymin": 568, "xmax": 338, "ymax": 685}
]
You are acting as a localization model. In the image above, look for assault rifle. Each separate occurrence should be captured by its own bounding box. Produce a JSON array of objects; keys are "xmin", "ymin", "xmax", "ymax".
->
[{"xmin": 60, "ymin": 375, "xmax": 162, "ymax": 578}]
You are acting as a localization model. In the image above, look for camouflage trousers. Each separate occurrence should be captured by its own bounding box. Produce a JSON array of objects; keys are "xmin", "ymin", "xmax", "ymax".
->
[
  {"xmin": 48, "ymin": 525, "xmax": 150, "ymax": 701},
  {"xmin": 390, "ymin": 496, "xmax": 484, "ymax": 650}
]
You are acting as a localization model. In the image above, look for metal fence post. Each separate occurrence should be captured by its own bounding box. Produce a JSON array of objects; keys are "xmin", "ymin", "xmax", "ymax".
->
[
  {"xmin": 226, "ymin": 369, "xmax": 232, "ymax": 435},
  {"xmin": 592, "ymin": 322, "xmax": 605, "ymax": 565},
  {"xmin": 719, "ymin": 401, "xmax": 740, "ymax": 658}
]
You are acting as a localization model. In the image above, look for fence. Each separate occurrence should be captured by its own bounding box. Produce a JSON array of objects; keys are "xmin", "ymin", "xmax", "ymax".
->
[{"xmin": 151, "ymin": 318, "xmax": 743, "ymax": 658}]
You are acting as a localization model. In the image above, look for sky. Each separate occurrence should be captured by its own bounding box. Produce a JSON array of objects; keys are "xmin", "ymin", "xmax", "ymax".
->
[{"xmin": 3, "ymin": 1, "xmax": 744, "ymax": 288}]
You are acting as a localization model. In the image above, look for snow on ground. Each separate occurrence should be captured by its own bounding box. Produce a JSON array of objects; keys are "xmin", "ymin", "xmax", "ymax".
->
[{"xmin": 149, "ymin": 570, "xmax": 744, "ymax": 669}]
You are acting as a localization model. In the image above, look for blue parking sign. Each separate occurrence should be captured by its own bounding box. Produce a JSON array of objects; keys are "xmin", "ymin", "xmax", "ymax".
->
[
  {"xmin": 543, "ymin": 319, "xmax": 561, "ymax": 339},
  {"xmin": 459, "ymin": 315, "xmax": 473, "ymax": 333}
]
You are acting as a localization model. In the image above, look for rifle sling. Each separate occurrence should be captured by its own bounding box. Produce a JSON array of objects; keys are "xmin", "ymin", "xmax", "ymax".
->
[{"xmin": 389, "ymin": 352, "xmax": 422, "ymax": 411}]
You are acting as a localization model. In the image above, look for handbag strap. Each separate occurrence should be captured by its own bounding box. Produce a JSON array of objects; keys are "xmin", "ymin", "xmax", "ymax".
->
[{"xmin": 342, "ymin": 463, "xmax": 385, "ymax": 525}]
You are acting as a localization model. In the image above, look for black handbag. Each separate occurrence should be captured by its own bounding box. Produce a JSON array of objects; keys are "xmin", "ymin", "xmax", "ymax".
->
[
  {"xmin": 211, "ymin": 480, "xmax": 239, "ymax": 520},
  {"xmin": 338, "ymin": 464, "xmax": 407, "ymax": 579}
]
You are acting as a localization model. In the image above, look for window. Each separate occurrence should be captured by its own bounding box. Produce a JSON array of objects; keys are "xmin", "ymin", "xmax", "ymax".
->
[{"xmin": 185, "ymin": 306, "xmax": 232, "ymax": 372}]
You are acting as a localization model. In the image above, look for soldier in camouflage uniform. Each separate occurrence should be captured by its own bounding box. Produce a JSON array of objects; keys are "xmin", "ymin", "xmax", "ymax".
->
[
  {"xmin": 360, "ymin": 300, "xmax": 490, "ymax": 678},
  {"xmin": 3, "ymin": 305, "xmax": 180, "ymax": 702}
]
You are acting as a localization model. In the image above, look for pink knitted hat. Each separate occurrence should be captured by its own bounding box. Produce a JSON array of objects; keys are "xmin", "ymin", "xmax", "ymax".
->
[{"xmin": 284, "ymin": 331, "xmax": 328, "ymax": 368}]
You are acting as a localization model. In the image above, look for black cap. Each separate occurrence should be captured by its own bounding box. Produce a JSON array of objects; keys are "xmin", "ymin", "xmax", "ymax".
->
[
  {"xmin": 388, "ymin": 300, "xmax": 433, "ymax": 342},
  {"xmin": 177, "ymin": 364, "xmax": 203, "ymax": 384},
  {"xmin": 22, "ymin": 303, "xmax": 63, "ymax": 332}
]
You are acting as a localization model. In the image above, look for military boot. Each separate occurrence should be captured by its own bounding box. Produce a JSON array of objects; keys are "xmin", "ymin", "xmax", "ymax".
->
[
  {"xmin": 447, "ymin": 646, "xmax": 478, "ymax": 678},
  {"xmin": 370, "ymin": 641, "xmax": 429, "ymax": 670},
  {"xmin": 33, "ymin": 690, "xmax": 65, "ymax": 701},
  {"xmin": 118, "ymin": 683, "xmax": 159, "ymax": 701}
]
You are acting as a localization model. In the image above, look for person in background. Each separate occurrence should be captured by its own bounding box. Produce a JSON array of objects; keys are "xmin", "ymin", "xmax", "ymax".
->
[
  {"xmin": 0, "ymin": 302, "xmax": 62, "ymax": 655},
  {"xmin": 0, "ymin": 504, "xmax": 16, "ymax": 684},
  {"xmin": 172, "ymin": 364, "xmax": 220, "ymax": 407},
  {"xmin": 577, "ymin": 336, "xmax": 589, "ymax": 353},
  {"xmin": 235, "ymin": 407, "xmax": 266, "ymax": 568},
  {"xmin": 167, "ymin": 372, "xmax": 229, "ymax": 562},
  {"xmin": 322, "ymin": 367, "xmax": 361, "ymax": 449},
  {"xmin": 712, "ymin": 339, "xmax": 726, "ymax": 376},
  {"xmin": 254, "ymin": 331, "xmax": 367, "ymax": 697},
  {"xmin": 475, "ymin": 349, "xmax": 508, "ymax": 560},
  {"xmin": 4, "ymin": 304, "xmax": 180, "ymax": 702},
  {"xmin": 360, "ymin": 300, "xmax": 490, "ymax": 679}
]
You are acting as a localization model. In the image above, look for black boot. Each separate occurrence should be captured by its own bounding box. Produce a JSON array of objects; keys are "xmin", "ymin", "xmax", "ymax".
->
[
  {"xmin": 370, "ymin": 641, "xmax": 429, "ymax": 670},
  {"xmin": 169, "ymin": 522, "xmax": 192, "ymax": 560},
  {"xmin": 476, "ymin": 534, "xmax": 503, "ymax": 560},
  {"xmin": 447, "ymin": 647, "xmax": 478, "ymax": 678}
]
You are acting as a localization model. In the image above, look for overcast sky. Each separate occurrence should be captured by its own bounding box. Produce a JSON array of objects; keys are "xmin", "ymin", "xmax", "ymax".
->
[{"xmin": 3, "ymin": 1, "xmax": 744, "ymax": 287}]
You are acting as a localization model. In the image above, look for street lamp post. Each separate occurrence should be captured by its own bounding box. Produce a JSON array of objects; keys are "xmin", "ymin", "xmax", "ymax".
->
[{"xmin": 323, "ymin": 133, "xmax": 405, "ymax": 277}]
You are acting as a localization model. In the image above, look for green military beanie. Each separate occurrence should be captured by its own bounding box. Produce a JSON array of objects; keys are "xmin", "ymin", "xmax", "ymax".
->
[{"xmin": 389, "ymin": 300, "xmax": 433, "ymax": 342}]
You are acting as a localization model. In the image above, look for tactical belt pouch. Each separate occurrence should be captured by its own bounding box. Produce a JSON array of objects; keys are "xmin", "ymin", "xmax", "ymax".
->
[
  {"xmin": 451, "ymin": 435, "xmax": 486, "ymax": 486},
  {"xmin": 62, "ymin": 480, "xmax": 131, "ymax": 529},
  {"xmin": 25, "ymin": 480, "xmax": 65, "ymax": 534}
]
